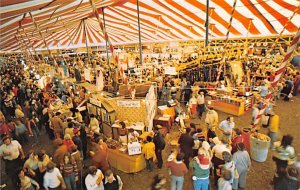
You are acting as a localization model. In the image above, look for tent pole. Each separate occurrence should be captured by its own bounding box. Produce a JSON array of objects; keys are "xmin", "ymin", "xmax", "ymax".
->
[
  {"xmin": 102, "ymin": 7, "xmax": 110, "ymax": 66},
  {"xmin": 83, "ymin": 19, "xmax": 89, "ymax": 60},
  {"xmin": 22, "ymin": 28, "xmax": 41, "ymax": 62},
  {"xmin": 205, "ymin": 0, "xmax": 209, "ymax": 47},
  {"xmin": 137, "ymin": 0, "xmax": 143, "ymax": 65},
  {"xmin": 216, "ymin": 0, "xmax": 237, "ymax": 81},
  {"xmin": 29, "ymin": 12, "xmax": 56, "ymax": 66}
]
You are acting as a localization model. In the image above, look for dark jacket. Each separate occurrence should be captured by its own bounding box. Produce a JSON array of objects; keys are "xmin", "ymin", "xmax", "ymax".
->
[
  {"xmin": 178, "ymin": 133, "xmax": 194, "ymax": 155},
  {"xmin": 153, "ymin": 132, "xmax": 165, "ymax": 151}
]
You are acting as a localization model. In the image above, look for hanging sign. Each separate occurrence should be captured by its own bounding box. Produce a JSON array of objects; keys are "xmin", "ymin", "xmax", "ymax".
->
[
  {"xmin": 89, "ymin": 97, "xmax": 101, "ymax": 107},
  {"xmin": 117, "ymin": 100, "xmax": 140, "ymax": 107}
]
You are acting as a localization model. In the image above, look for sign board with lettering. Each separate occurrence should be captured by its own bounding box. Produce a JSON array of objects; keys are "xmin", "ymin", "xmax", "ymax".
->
[
  {"xmin": 117, "ymin": 100, "xmax": 140, "ymax": 108},
  {"xmin": 127, "ymin": 142, "xmax": 142, "ymax": 156}
]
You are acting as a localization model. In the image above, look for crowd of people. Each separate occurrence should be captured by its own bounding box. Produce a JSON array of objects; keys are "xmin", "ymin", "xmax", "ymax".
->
[{"xmin": 0, "ymin": 52, "xmax": 299, "ymax": 190}]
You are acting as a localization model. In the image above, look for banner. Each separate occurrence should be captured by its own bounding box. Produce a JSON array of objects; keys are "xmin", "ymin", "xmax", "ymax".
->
[{"xmin": 117, "ymin": 100, "xmax": 140, "ymax": 108}]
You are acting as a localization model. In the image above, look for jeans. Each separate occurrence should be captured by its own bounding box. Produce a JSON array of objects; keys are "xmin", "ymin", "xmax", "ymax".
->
[
  {"xmin": 64, "ymin": 173, "xmax": 77, "ymax": 190},
  {"xmin": 193, "ymin": 177, "xmax": 209, "ymax": 190},
  {"xmin": 146, "ymin": 158, "xmax": 153, "ymax": 171},
  {"xmin": 171, "ymin": 176, "xmax": 184, "ymax": 190}
]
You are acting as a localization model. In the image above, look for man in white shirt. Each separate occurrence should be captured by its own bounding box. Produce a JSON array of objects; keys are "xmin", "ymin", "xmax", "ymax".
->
[
  {"xmin": 85, "ymin": 166, "xmax": 104, "ymax": 190},
  {"xmin": 0, "ymin": 136, "xmax": 25, "ymax": 189},
  {"xmin": 43, "ymin": 161, "xmax": 66, "ymax": 190}
]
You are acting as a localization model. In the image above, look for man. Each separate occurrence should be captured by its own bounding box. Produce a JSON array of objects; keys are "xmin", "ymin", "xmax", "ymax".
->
[
  {"xmin": 50, "ymin": 112, "xmax": 64, "ymax": 138},
  {"xmin": 153, "ymin": 125, "xmax": 166, "ymax": 169},
  {"xmin": 72, "ymin": 128, "xmax": 83, "ymax": 155},
  {"xmin": 196, "ymin": 91, "xmax": 205, "ymax": 119},
  {"xmin": 0, "ymin": 136, "xmax": 25, "ymax": 188},
  {"xmin": 205, "ymin": 107, "xmax": 219, "ymax": 128},
  {"xmin": 166, "ymin": 153, "xmax": 188, "ymax": 190},
  {"xmin": 219, "ymin": 116, "xmax": 235, "ymax": 141},
  {"xmin": 103, "ymin": 169, "xmax": 123, "ymax": 190},
  {"xmin": 43, "ymin": 161, "xmax": 66, "ymax": 190},
  {"xmin": 179, "ymin": 78, "xmax": 186, "ymax": 102},
  {"xmin": 268, "ymin": 111, "xmax": 280, "ymax": 149},
  {"xmin": 178, "ymin": 127, "xmax": 194, "ymax": 167}
]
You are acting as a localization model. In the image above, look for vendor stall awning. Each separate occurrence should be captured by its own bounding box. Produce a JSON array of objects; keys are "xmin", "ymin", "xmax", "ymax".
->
[{"xmin": 1, "ymin": 0, "xmax": 300, "ymax": 51}]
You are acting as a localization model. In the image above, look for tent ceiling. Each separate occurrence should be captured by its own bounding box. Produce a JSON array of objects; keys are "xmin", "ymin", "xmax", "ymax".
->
[{"xmin": 0, "ymin": 0, "xmax": 299, "ymax": 51}]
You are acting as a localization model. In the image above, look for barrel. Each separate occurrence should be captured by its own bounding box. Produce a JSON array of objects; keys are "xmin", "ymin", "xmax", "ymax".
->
[
  {"xmin": 250, "ymin": 134, "xmax": 271, "ymax": 162},
  {"xmin": 242, "ymin": 127, "xmax": 251, "ymax": 152}
]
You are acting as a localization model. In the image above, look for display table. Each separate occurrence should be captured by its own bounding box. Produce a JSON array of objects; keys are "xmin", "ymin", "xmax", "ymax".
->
[
  {"xmin": 153, "ymin": 115, "xmax": 172, "ymax": 132},
  {"xmin": 158, "ymin": 105, "xmax": 175, "ymax": 122},
  {"xmin": 107, "ymin": 148, "xmax": 146, "ymax": 173},
  {"xmin": 210, "ymin": 96, "xmax": 245, "ymax": 116}
]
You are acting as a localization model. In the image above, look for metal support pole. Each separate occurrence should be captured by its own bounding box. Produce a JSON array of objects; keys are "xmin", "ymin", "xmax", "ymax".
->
[
  {"xmin": 83, "ymin": 19, "xmax": 89, "ymax": 59},
  {"xmin": 102, "ymin": 7, "xmax": 110, "ymax": 65},
  {"xmin": 205, "ymin": 0, "xmax": 209, "ymax": 47},
  {"xmin": 137, "ymin": 0, "xmax": 143, "ymax": 65},
  {"xmin": 29, "ymin": 12, "xmax": 56, "ymax": 65}
]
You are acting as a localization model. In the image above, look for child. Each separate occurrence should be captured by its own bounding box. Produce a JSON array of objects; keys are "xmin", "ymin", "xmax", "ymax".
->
[
  {"xmin": 218, "ymin": 169, "xmax": 232, "ymax": 190},
  {"xmin": 142, "ymin": 136, "xmax": 156, "ymax": 172}
]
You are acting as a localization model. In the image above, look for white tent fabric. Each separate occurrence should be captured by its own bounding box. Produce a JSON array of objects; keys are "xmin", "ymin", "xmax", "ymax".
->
[{"xmin": 0, "ymin": 0, "xmax": 299, "ymax": 51}]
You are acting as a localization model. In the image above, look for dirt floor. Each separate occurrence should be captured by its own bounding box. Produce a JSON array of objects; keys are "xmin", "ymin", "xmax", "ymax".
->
[{"xmin": 1, "ymin": 97, "xmax": 299, "ymax": 190}]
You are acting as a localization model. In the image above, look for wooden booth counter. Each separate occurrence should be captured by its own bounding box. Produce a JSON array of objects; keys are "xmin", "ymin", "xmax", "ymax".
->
[
  {"xmin": 210, "ymin": 93, "xmax": 255, "ymax": 116},
  {"xmin": 107, "ymin": 148, "xmax": 146, "ymax": 173}
]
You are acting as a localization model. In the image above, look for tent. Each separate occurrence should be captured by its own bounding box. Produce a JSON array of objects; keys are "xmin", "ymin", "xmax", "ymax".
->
[{"xmin": 1, "ymin": 0, "xmax": 300, "ymax": 51}]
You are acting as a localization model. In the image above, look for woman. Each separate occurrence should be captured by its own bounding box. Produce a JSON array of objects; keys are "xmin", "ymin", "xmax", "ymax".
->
[
  {"xmin": 189, "ymin": 148, "xmax": 211, "ymax": 190},
  {"xmin": 85, "ymin": 166, "xmax": 104, "ymax": 190},
  {"xmin": 60, "ymin": 153, "xmax": 78, "ymax": 190},
  {"xmin": 188, "ymin": 94, "xmax": 197, "ymax": 118},
  {"xmin": 24, "ymin": 150, "xmax": 39, "ymax": 180},
  {"xmin": 118, "ymin": 121, "xmax": 128, "ymax": 144},
  {"xmin": 18, "ymin": 169, "xmax": 40, "ymax": 190},
  {"xmin": 161, "ymin": 83, "xmax": 169, "ymax": 104},
  {"xmin": 63, "ymin": 134, "xmax": 75, "ymax": 152},
  {"xmin": 27, "ymin": 115, "xmax": 40, "ymax": 145},
  {"xmin": 233, "ymin": 143, "xmax": 251, "ymax": 189},
  {"xmin": 220, "ymin": 151, "xmax": 238, "ymax": 190}
]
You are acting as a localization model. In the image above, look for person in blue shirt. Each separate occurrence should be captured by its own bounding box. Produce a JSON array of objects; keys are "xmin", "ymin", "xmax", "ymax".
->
[{"xmin": 259, "ymin": 83, "xmax": 268, "ymax": 98}]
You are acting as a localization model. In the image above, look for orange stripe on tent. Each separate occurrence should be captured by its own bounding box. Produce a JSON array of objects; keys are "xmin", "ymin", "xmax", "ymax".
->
[
  {"xmin": 257, "ymin": 0, "xmax": 298, "ymax": 33},
  {"xmin": 185, "ymin": 0, "xmax": 239, "ymax": 36},
  {"xmin": 211, "ymin": 0, "xmax": 260, "ymax": 35},
  {"xmin": 273, "ymin": 0, "xmax": 300, "ymax": 14},
  {"xmin": 108, "ymin": 7, "xmax": 181, "ymax": 40},
  {"xmin": 240, "ymin": 0, "xmax": 277, "ymax": 34},
  {"xmin": 115, "ymin": 5, "xmax": 192, "ymax": 39}
]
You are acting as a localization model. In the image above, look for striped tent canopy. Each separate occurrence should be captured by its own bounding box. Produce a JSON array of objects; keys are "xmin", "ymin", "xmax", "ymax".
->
[{"xmin": 1, "ymin": 0, "xmax": 299, "ymax": 51}]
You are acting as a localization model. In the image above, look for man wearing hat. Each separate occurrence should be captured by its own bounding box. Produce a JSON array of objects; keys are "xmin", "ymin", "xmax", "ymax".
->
[{"xmin": 189, "ymin": 147, "xmax": 211, "ymax": 190}]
